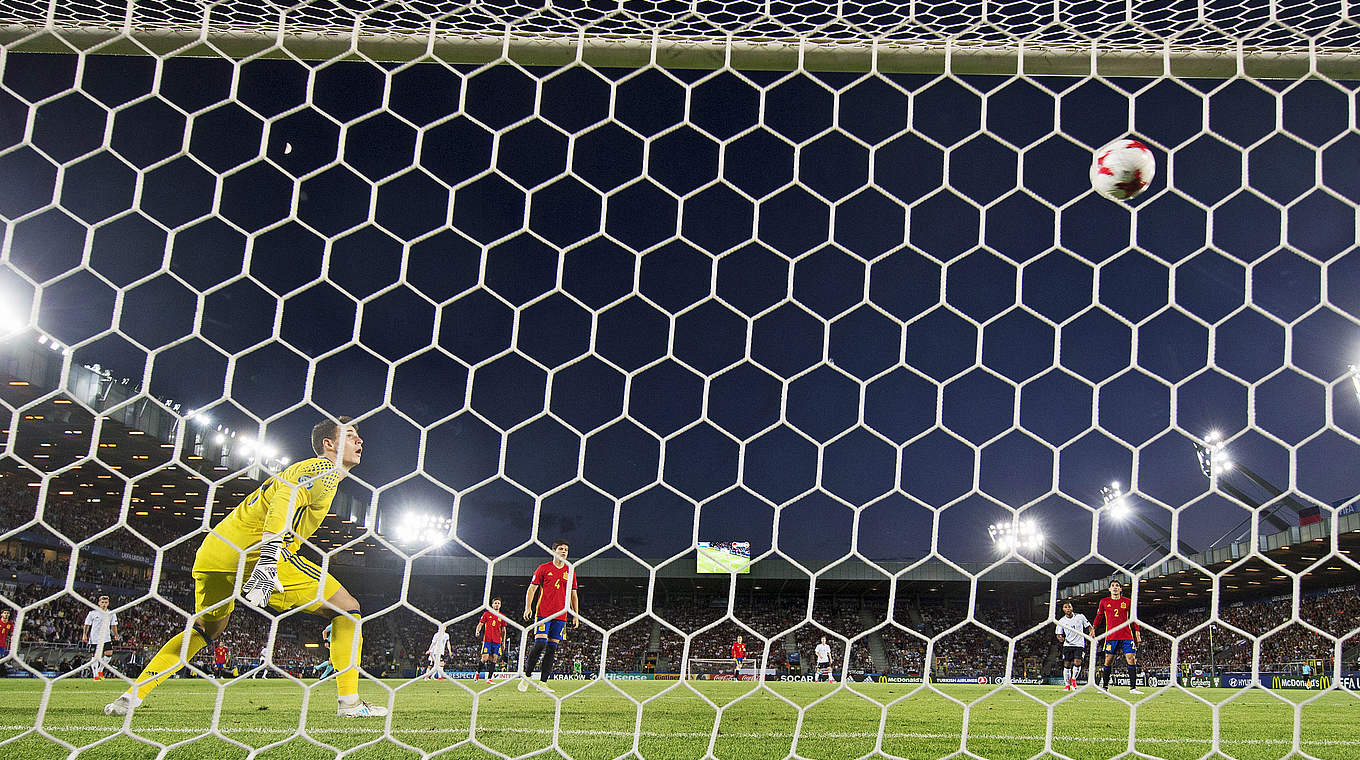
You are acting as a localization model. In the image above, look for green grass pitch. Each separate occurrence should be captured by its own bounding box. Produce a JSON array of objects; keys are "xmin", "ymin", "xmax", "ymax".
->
[{"xmin": 0, "ymin": 678, "xmax": 1356, "ymax": 759}]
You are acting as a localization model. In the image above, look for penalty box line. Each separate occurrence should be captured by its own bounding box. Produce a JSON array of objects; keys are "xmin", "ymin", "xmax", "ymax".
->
[{"xmin": 2, "ymin": 726, "xmax": 1356, "ymax": 746}]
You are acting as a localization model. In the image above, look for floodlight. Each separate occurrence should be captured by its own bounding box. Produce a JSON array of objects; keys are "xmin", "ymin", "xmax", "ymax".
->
[
  {"xmin": 392, "ymin": 510, "xmax": 452, "ymax": 545},
  {"xmin": 988, "ymin": 519, "xmax": 1043, "ymax": 553},
  {"xmin": 1101, "ymin": 482, "xmax": 1130, "ymax": 520},
  {"xmin": 0, "ymin": 304, "xmax": 23, "ymax": 336},
  {"xmin": 1196, "ymin": 433, "xmax": 1240, "ymax": 484},
  {"xmin": 1194, "ymin": 442, "xmax": 1213, "ymax": 478}
]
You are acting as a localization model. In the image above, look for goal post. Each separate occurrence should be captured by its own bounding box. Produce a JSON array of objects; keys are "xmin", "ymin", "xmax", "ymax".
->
[{"xmin": 687, "ymin": 658, "xmax": 741, "ymax": 678}]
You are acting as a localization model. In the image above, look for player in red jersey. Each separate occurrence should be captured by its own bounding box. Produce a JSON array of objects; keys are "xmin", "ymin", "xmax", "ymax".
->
[
  {"xmin": 213, "ymin": 644, "xmax": 229, "ymax": 678},
  {"xmin": 0, "ymin": 610, "xmax": 13, "ymax": 660},
  {"xmin": 731, "ymin": 635, "xmax": 747, "ymax": 678},
  {"xmin": 475, "ymin": 598, "xmax": 506, "ymax": 680},
  {"xmin": 518, "ymin": 540, "xmax": 579, "ymax": 692},
  {"xmin": 1092, "ymin": 579, "xmax": 1142, "ymax": 694}
]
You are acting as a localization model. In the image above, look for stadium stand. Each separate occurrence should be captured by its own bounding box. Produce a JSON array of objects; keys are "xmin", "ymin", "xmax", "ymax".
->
[{"xmin": 1, "ymin": 377, "xmax": 1357, "ymax": 685}]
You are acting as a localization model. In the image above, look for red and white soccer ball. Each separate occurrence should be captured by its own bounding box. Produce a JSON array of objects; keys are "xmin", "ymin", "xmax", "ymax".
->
[{"xmin": 1090, "ymin": 138, "xmax": 1156, "ymax": 202}]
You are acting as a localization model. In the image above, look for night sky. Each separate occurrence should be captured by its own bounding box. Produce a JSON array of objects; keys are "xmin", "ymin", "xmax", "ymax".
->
[{"xmin": 2, "ymin": 50, "xmax": 1359, "ymax": 573}]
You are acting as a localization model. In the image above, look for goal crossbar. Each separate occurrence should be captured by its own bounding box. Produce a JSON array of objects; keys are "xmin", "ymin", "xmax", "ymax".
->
[{"xmin": 2, "ymin": 25, "xmax": 1357, "ymax": 78}]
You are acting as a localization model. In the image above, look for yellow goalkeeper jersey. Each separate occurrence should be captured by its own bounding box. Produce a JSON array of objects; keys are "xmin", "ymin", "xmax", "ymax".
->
[{"xmin": 194, "ymin": 457, "xmax": 342, "ymax": 572}]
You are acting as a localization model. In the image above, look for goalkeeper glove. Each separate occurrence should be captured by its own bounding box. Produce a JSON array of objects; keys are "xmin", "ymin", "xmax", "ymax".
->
[{"xmin": 242, "ymin": 533, "xmax": 285, "ymax": 608}]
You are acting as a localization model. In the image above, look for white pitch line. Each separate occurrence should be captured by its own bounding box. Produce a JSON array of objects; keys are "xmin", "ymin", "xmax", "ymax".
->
[{"xmin": 2, "ymin": 726, "xmax": 1357, "ymax": 746}]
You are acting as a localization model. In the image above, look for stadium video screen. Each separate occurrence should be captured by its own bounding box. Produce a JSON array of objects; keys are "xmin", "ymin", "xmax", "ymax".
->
[{"xmin": 697, "ymin": 541, "xmax": 752, "ymax": 573}]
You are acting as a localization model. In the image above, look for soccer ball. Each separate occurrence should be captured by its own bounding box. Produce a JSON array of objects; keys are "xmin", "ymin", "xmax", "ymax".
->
[{"xmin": 1090, "ymin": 138, "xmax": 1156, "ymax": 202}]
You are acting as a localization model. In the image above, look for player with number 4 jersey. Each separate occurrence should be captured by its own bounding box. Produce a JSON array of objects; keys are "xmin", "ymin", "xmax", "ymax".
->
[{"xmin": 518, "ymin": 541, "xmax": 579, "ymax": 691}]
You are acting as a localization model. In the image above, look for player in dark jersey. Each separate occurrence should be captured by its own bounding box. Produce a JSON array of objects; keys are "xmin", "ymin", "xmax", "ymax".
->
[
  {"xmin": 1092, "ymin": 579, "xmax": 1143, "ymax": 694},
  {"xmin": 518, "ymin": 540, "xmax": 579, "ymax": 692}
]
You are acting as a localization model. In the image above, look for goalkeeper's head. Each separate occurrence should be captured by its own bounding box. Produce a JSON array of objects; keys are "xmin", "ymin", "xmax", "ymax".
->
[{"xmin": 312, "ymin": 416, "xmax": 361, "ymax": 469}]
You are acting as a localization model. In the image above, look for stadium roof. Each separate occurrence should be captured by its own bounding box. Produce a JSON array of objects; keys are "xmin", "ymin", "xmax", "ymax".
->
[{"xmin": 1, "ymin": 338, "xmax": 372, "ymax": 556}]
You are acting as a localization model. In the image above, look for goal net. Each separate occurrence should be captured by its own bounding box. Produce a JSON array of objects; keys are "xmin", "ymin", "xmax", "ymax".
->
[{"xmin": 2, "ymin": 0, "xmax": 1359, "ymax": 758}]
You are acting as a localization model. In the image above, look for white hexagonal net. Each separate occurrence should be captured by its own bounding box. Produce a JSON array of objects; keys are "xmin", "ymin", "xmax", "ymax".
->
[{"xmin": 2, "ymin": 1, "xmax": 1360, "ymax": 759}]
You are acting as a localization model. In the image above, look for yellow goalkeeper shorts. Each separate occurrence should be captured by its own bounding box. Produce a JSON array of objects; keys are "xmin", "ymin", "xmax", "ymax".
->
[{"xmin": 192, "ymin": 554, "xmax": 341, "ymax": 623}]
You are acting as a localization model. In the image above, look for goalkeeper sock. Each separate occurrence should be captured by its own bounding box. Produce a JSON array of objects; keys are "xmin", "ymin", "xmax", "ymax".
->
[
  {"xmin": 330, "ymin": 612, "xmax": 362, "ymax": 704},
  {"xmin": 540, "ymin": 642, "xmax": 557, "ymax": 681},
  {"xmin": 524, "ymin": 640, "xmax": 546, "ymax": 676},
  {"xmin": 1127, "ymin": 665, "xmax": 1138, "ymax": 688},
  {"xmin": 134, "ymin": 624, "xmax": 210, "ymax": 700}
]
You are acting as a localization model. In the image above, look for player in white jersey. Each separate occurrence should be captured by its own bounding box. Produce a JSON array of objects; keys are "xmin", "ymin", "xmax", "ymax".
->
[
  {"xmin": 425, "ymin": 627, "xmax": 451, "ymax": 680},
  {"xmin": 814, "ymin": 635, "xmax": 833, "ymax": 682},
  {"xmin": 253, "ymin": 644, "xmax": 270, "ymax": 679},
  {"xmin": 1055, "ymin": 601, "xmax": 1092, "ymax": 691},
  {"xmin": 82, "ymin": 596, "xmax": 119, "ymax": 681}
]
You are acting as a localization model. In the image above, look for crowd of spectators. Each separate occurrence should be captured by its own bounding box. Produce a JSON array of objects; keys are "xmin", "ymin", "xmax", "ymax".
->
[
  {"xmin": 0, "ymin": 477, "xmax": 196, "ymax": 564},
  {"xmin": 371, "ymin": 594, "xmax": 656, "ymax": 675},
  {"xmin": 0, "ymin": 473, "xmax": 209, "ymax": 593},
  {"xmin": 2, "ymin": 540, "xmax": 196, "ymax": 599},
  {"xmin": 648, "ymin": 595, "xmax": 881, "ymax": 673},
  {"xmin": 567, "ymin": 602, "xmax": 652, "ymax": 673},
  {"xmin": 4, "ymin": 463, "xmax": 1356, "ymax": 682},
  {"xmin": 878, "ymin": 598, "xmax": 1050, "ymax": 677},
  {"xmin": 3, "ymin": 582, "xmax": 318, "ymax": 678},
  {"xmin": 1138, "ymin": 591, "xmax": 1360, "ymax": 672},
  {"xmin": 790, "ymin": 596, "xmax": 879, "ymax": 671}
]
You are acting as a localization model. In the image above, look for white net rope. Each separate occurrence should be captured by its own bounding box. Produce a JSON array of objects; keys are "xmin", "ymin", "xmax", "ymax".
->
[
  {"xmin": 1, "ymin": 0, "xmax": 1358, "ymax": 76},
  {"xmin": 1, "ymin": 1, "xmax": 1359, "ymax": 759}
]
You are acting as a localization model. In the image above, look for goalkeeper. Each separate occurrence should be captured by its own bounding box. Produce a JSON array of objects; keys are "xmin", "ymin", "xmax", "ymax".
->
[{"xmin": 106, "ymin": 418, "xmax": 386, "ymax": 718}]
